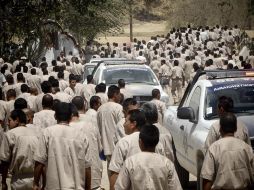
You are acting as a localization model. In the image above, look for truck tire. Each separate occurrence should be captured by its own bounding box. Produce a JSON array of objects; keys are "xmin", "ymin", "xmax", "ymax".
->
[{"xmin": 173, "ymin": 143, "xmax": 189, "ymax": 188}]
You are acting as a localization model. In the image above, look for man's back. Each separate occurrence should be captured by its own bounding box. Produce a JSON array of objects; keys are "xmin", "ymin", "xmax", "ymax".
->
[
  {"xmin": 33, "ymin": 109, "xmax": 57, "ymax": 129},
  {"xmin": 54, "ymin": 91, "xmax": 72, "ymax": 103},
  {"xmin": 95, "ymin": 92, "xmax": 108, "ymax": 104},
  {"xmin": 70, "ymin": 121, "xmax": 102, "ymax": 189},
  {"xmin": 150, "ymin": 99, "xmax": 166, "ymax": 125},
  {"xmin": 201, "ymin": 137, "xmax": 254, "ymax": 189},
  {"xmin": 27, "ymin": 75, "xmax": 42, "ymax": 93},
  {"xmin": 204, "ymin": 119, "xmax": 250, "ymax": 150},
  {"xmin": 97, "ymin": 101, "xmax": 123, "ymax": 156},
  {"xmin": 0, "ymin": 127, "xmax": 39, "ymax": 177},
  {"xmin": 34, "ymin": 124, "xmax": 91, "ymax": 190},
  {"xmin": 109, "ymin": 132, "xmax": 165, "ymax": 174},
  {"xmin": 115, "ymin": 152, "xmax": 182, "ymax": 190}
]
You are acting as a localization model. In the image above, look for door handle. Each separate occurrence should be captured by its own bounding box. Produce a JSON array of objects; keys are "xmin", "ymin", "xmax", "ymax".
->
[{"xmin": 180, "ymin": 125, "xmax": 184, "ymax": 130}]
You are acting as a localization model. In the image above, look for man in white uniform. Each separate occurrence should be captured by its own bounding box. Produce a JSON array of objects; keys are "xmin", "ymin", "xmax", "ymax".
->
[
  {"xmin": 0, "ymin": 72, "xmax": 6, "ymax": 87},
  {"xmin": 150, "ymin": 89, "xmax": 166, "ymax": 125},
  {"xmin": 70, "ymin": 104, "xmax": 103, "ymax": 190},
  {"xmin": 115, "ymin": 124, "xmax": 182, "ymax": 190},
  {"xmin": 171, "ymin": 60, "xmax": 184, "ymax": 104},
  {"xmin": 158, "ymin": 59, "xmax": 171, "ymax": 95},
  {"xmin": 201, "ymin": 113, "xmax": 254, "ymax": 190},
  {"xmin": 58, "ymin": 71, "xmax": 69, "ymax": 92},
  {"xmin": 115, "ymin": 98, "xmax": 139, "ymax": 144},
  {"xmin": 95, "ymin": 83, "xmax": 108, "ymax": 104},
  {"xmin": 82, "ymin": 75, "xmax": 96, "ymax": 101},
  {"xmin": 109, "ymin": 109, "xmax": 150, "ymax": 189},
  {"xmin": 97, "ymin": 85, "xmax": 123, "ymax": 165},
  {"xmin": 141, "ymin": 102, "xmax": 174, "ymax": 162},
  {"xmin": 205, "ymin": 96, "xmax": 250, "ymax": 150},
  {"xmin": 33, "ymin": 94, "xmax": 57, "ymax": 129},
  {"xmin": 118, "ymin": 79, "xmax": 132, "ymax": 100},
  {"xmin": 0, "ymin": 109, "xmax": 40, "ymax": 190},
  {"xmin": 27, "ymin": 68, "xmax": 42, "ymax": 94},
  {"xmin": 85, "ymin": 96, "xmax": 102, "ymax": 128},
  {"xmin": 71, "ymin": 57, "xmax": 84, "ymax": 76},
  {"xmin": 71, "ymin": 96, "xmax": 88, "ymax": 121},
  {"xmin": 64, "ymin": 74, "xmax": 78, "ymax": 97},
  {"xmin": 33, "ymin": 102, "xmax": 92, "ymax": 190},
  {"xmin": 3, "ymin": 75, "xmax": 16, "ymax": 98},
  {"xmin": 33, "ymin": 81, "xmax": 52, "ymax": 112},
  {"xmin": 5, "ymin": 89, "xmax": 16, "ymax": 126}
]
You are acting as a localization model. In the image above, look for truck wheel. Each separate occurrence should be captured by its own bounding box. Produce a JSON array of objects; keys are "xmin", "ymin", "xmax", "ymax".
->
[{"xmin": 173, "ymin": 144, "xmax": 189, "ymax": 188}]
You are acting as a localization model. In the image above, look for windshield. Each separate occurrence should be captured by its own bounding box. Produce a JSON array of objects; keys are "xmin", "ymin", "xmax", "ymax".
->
[
  {"xmin": 205, "ymin": 79, "xmax": 254, "ymax": 119},
  {"xmin": 84, "ymin": 66, "xmax": 96, "ymax": 78},
  {"xmin": 102, "ymin": 67, "xmax": 159, "ymax": 86}
]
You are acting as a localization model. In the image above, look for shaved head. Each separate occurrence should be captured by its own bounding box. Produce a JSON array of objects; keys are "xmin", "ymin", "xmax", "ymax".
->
[
  {"xmin": 42, "ymin": 94, "xmax": 53, "ymax": 109},
  {"xmin": 72, "ymin": 96, "xmax": 86, "ymax": 111}
]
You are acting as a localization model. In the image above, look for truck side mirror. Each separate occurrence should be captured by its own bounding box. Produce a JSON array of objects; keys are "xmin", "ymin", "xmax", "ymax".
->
[{"xmin": 177, "ymin": 107, "xmax": 197, "ymax": 123}]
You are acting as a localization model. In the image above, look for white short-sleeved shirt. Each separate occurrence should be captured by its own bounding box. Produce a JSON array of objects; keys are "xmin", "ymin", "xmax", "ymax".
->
[
  {"xmin": 5, "ymin": 100, "xmax": 15, "ymax": 123},
  {"xmin": 70, "ymin": 120, "xmax": 103, "ymax": 189},
  {"xmin": 201, "ymin": 137, "xmax": 254, "ymax": 189},
  {"xmin": 34, "ymin": 93, "xmax": 54, "ymax": 113},
  {"xmin": 0, "ymin": 73, "xmax": 6, "ymax": 87},
  {"xmin": 0, "ymin": 126, "xmax": 40, "ymax": 188},
  {"xmin": 95, "ymin": 92, "xmax": 108, "ymax": 104},
  {"xmin": 154, "ymin": 123, "xmax": 174, "ymax": 162},
  {"xmin": 82, "ymin": 84, "xmax": 96, "ymax": 101},
  {"xmin": 3, "ymin": 84, "xmax": 16, "ymax": 97},
  {"xmin": 82, "ymin": 109, "xmax": 98, "ymax": 128},
  {"xmin": 59, "ymin": 79, "xmax": 69, "ymax": 92},
  {"xmin": 120, "ymin": 88, "xmax": 133, "ymax": 100},
  {"xmin": 53, "ymin": 92, "xmax": 72, "ymax": 103},
  {"xmin": 115, "ymin": 152, "xmax": 182, "ymax": 190},
  {"xmin": 34, "ymin": 124, "xmax": 92, "ymax": 190},
  {"xmin": 27, "ymin": 75, "xmax": 42, "ymax": 94},
  {"xmin": 75, "ymin": 83, "xmax": 85, "ymax": 97},
  {"xmin": 115, "ymin": 118, "xmax": 126, "ymax": 145},
  {"xmin": 109, "ymin": 132, "xmax": 165, "ymax": 174},
  {"xmin": 204, "ymin": 120, "xmax": 251, "ymax": 151},
  {"xmin": 33, "ymin": 109, "xmax": 57, "ymax": 129},
  {"xmin": 150, "ymin": 99, "xmax": 166, "ymax": 125},
  {"xmin": 97, "ymin": 101, "xmax": 123, "ymax": 156},
  {"xmin": 0, "ymin": 100, "xmax": 7, "ymax": 122},
  {"xmin": 64, "ymin": 86, "xmax": 76, "ymax": 97}
]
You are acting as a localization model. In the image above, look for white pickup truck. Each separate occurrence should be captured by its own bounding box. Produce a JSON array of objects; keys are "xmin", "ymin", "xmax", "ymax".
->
[{"xmin": 164, "ymin": 70, "xmax": 254, "ymax": 190}]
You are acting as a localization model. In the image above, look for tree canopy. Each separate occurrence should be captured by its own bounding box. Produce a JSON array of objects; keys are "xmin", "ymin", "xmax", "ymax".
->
[{"xmin": 0, "ymin": 0, "xmax": 125, "ymax": 58}]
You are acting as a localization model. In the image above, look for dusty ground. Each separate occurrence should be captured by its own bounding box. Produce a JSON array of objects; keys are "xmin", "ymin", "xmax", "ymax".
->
[
  {"xmin": 97, "ymin": 21, "xmax": 254, "ymax": 45},
  {"xmin": 97, "ymin": 20, "xmax": 168, "ymax": 44},
  {"xmin": 246, "ymin": 30, "xmax": 254, "ymax": 38}
]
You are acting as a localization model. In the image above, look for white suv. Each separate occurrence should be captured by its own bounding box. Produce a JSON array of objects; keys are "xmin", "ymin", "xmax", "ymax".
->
[
  {"xmin": 164, "ymin": 70, "xmax": 254, "ymax": 189},
  {"xmin": 83, "ymin": 58, "xmax": 127, "ymax": 83},
  {"xmin": 92, "ymin": 61, "xmax": 170, "ymax": 105}
]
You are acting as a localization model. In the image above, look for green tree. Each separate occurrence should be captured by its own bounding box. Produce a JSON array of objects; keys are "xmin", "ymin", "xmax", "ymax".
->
[{"xmin": 0, "ymin": 0, "xmax": 125, "ymax": 60}]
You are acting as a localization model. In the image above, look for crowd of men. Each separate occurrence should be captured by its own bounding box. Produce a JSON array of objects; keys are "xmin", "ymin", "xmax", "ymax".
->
[{"xmin": 0, "ymin": 24, "xmax": 253, "ymax": 190}]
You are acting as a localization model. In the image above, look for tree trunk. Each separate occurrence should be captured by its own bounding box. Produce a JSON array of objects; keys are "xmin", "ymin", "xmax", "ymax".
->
[
  {"xmin": 248, "ymin": 0, "xmax": 252, "ymax": 29},
  {"xmin": 129, "ymin": 2, "xmax": 133, "ymax": 42}
]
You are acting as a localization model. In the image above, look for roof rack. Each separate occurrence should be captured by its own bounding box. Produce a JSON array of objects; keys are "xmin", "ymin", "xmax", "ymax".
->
[
  {"xmin": 91, "ymin": 59, "xmax": 143, "ymax": 76},
  {"xmin": 178, "ymin": 69, "xmax": 254, "ymax": 108},
  {"xmin": 103, "ymin": 60, "xmax": 144, "ymax": 66},
  {"xmin": 90, "ymin": 58, "xmax": 127, "ymax": 61}
]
